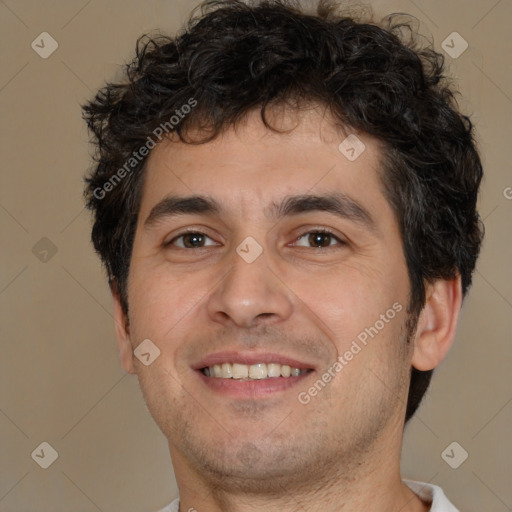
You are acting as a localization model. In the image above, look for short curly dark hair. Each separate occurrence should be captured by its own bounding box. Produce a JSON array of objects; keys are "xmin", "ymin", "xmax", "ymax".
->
[{"xmin": 83, "ymin": 0, "xmax": 484, "ymax": 423}]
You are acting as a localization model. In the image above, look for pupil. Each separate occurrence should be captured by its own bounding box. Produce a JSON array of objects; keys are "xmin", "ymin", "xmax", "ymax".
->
[
  {"xmin": 184, "ymin": 233, "xmax": 203, "ymax": 248},
  {"xmin": 309, "ymin": 232, "xmax": 330, "ymax": 247}
]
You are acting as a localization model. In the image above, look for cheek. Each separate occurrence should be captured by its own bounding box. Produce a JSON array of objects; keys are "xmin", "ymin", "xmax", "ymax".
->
[
  {"xmin": 286, "ymin": 262, "xmax": 406, "ymax": 350},
  {"xmin": 128, "ymin": 262, "xmax": 200, "ymax": 335}
]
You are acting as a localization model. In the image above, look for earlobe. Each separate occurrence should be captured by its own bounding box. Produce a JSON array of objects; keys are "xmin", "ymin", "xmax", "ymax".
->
[
  {"xmin": 111, "ymin": 284, "xmax": 136, "ymax": 374},
  {"xmin": 411, "ymin": 275, "xmax": 462, "ymax": 372}
]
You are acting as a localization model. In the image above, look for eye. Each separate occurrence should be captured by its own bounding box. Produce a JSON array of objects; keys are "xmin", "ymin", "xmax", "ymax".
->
[
  {"xmin": 167, "ymin": 231, "xmax": 218, "ymax": 249},
  {"xmin": 293, "ymin": 230, "xmax": 346, "ymax": 248}
]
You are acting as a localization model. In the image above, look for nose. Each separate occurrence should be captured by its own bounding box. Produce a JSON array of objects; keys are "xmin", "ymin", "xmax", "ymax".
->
[{"xmin": 206, "ymin": 246, "xmax": 293, "ymax": 329}]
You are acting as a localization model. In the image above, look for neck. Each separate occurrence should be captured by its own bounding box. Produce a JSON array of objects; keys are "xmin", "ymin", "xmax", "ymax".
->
[{"xmin": 170, "ymin": 431, "xmax": 430, "ymax": 512}]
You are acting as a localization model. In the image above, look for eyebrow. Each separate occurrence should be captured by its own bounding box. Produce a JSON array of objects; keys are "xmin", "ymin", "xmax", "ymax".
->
[{"xmin": 143, "ymin": 193, "xmax": 376, "ymax": 232}]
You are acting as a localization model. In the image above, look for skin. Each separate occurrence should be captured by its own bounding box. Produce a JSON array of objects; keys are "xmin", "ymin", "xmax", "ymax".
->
[{"xmin": 112, "ymin": 104, "xmax": 462, "ymax": 512}]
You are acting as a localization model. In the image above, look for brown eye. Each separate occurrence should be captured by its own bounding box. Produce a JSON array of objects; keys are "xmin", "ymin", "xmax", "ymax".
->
[
  {"xmin": 294, "ymin": 230, "xmax": 344, "ymax": 248},
  {"xmin": 168, "ymin": 232, "xmax": 217, "ymax": 248}
]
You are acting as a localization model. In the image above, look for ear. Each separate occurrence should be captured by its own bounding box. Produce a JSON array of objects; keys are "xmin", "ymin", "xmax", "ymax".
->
[
  {"xmin": 111, "ymin": 283, "xmax": 136, "ymax": 374},
  {"xmin": 411, "ymin": 275, "xmax": 462, "ymax": 371}
]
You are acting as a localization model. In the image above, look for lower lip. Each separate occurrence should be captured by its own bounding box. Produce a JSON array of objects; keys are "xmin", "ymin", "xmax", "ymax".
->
[{"xmin": 196, "ymin": 370, "xmax": 312, "ymax": 398}]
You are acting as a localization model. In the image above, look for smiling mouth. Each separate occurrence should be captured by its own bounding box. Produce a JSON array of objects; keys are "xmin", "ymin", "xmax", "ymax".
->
[{"xmin": 201, "ymin": 362, "xmax": 313, "ymax": 380}]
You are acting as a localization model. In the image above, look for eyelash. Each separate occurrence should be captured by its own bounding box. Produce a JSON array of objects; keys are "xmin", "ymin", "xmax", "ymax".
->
[{"xmin": 166, "ymin": 228, "xmax": 346, "ymax": 249}]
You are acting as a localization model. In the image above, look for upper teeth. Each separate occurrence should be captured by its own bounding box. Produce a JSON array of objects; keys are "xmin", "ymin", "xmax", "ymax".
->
[{"xmin": 203, "ymin": 363, "xmax": 308, "ymax": 379}]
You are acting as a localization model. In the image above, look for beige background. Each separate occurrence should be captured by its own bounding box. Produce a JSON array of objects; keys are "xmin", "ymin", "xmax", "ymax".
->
[{"xmin": 1, "ymin": 0, "xmax": 511, "ymax": 511}]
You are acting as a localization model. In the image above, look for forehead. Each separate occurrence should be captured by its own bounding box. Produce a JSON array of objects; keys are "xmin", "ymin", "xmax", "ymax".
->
[{"xmin": 138, "ymin": 105, "xmax": 390, "ymax": 223}]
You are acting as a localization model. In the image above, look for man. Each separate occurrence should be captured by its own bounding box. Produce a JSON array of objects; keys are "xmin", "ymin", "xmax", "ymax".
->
[{"xmin": 83, "ymin": 1, "xmax": 483, "ymax": 510}]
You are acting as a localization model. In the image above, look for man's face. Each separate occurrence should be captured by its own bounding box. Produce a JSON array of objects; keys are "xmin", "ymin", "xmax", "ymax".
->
[{"xmin": 118, "ymin": 106, "xmax": 415, "ymax": 488}]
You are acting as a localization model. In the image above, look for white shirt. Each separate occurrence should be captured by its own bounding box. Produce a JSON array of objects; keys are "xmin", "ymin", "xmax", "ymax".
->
[
  {"xmin": 155, "ymin": 480, "xmax": 459, "ymax": 511},
  {"xmin": 403, "ymin": 480, "xmax": 460, "ymax": 511}
]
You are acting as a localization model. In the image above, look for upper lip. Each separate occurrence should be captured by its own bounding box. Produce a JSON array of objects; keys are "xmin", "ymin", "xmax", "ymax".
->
[{"xmin": 192, "ymin": 351, "xmax": 316, "ymax": 371}]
